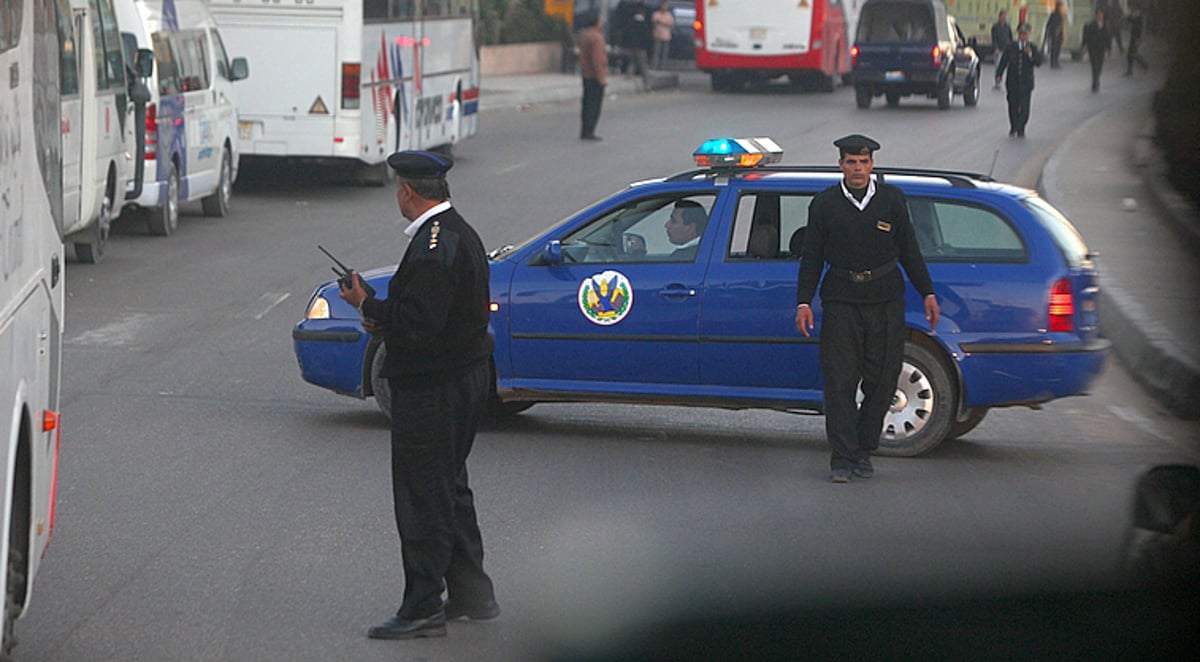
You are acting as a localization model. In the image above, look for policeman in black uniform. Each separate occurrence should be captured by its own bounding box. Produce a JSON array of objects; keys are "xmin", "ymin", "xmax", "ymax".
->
[
  {"xmin": 795, "ymin": 135, "xmax": 940, "ymax": 483},
  {"xmin": 995, "ymin": 23, "xmax": 1042, "ymax": 137},
  {"xmin": 338, "ymin": 151, "xmax": 499, "ymax": 639}
]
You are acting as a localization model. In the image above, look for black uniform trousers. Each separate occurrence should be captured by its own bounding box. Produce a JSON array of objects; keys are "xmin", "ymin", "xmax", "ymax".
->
[
  {"xmin": 581, "ymin": 78, "xmax": 605, "ymax": 138},
  {"xmin": 388, "ymin": 360, "xmax": 495, "ymax": 619},
  {"xmin": 1006, "ymin": 84, "xmax": 1033, "ymax": 134},
  {"xmin": 819, "ymin": 299, "xmax": 906, "ymax": 471}
]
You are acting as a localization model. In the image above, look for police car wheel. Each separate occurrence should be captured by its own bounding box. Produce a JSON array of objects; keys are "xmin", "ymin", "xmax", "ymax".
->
[
  {"xmin": 874, "ymin": 342, "xmax": 955, "ymax": 457},
  {"xmin": 370, "ymin": 343, "xmax": 392, "ymax": 420}
]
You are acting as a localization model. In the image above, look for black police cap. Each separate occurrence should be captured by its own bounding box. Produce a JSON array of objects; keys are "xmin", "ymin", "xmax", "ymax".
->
[
  {"xmin": 386, "ymin": 150, "xmax": 453, "ymax": 179},
  {"xmin": 833, "ymin": 134, "xmax": 881, "ymax": 155}
]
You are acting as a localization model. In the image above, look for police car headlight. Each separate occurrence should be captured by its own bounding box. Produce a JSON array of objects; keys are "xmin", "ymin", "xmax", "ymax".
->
[{"xmin": 306, "ymin": 296, "xmax": 331, "ymax": 320}]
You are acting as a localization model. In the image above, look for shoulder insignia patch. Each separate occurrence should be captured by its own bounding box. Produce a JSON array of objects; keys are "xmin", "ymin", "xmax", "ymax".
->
[{"xmin": 428, "ymin": 220, "xmax": 441, "ymax": 250}]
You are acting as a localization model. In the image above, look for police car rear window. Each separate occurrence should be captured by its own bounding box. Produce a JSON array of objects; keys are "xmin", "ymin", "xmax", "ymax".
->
[{"xmin": 1022, "ymin": 196, "xmax": 1092, "ymax": 268}]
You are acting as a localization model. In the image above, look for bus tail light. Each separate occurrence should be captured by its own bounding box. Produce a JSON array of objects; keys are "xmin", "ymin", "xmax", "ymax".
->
[
  {"xmin": 342, "ymin": 63, "xmax": 361, "ymax": 110},
  {"xmin": 144, "ymin": 103, "xmax": 157, "ymax": 160},
  {"xmin": 1048, "ymin": 278, "xmax": 1075, "ymax": 332}
]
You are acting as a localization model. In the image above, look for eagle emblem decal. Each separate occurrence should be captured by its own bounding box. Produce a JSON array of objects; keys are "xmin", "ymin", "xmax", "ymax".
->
[{"xmin": 578, "ymin": 270, "xmax": 633, "ymax": 325}]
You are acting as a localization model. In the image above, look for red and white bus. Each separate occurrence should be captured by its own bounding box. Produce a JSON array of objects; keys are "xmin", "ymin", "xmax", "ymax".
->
[
  {"xmin": 208, "ymin": 0, "xmax": 480, "ymax": 183},
  {"xmin": 2, "ymin": 0, "xmax": 66, "ymax": 655},
  {"xmin": 694, "ymin": 0, "xmax": 862, "ymax": 92}
]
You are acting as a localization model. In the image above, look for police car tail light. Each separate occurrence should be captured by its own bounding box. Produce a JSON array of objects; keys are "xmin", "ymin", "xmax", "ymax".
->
[
  {"xmin": 1048, "ymin": 278, "xmax": 1075, "ymax": 332},
  {"xmin": 693, "ymin": 137, "xmax": 783, "ymax": 168},
  {"xmin": 306, "ymin": 296, "xmax": 331, "ymax": 320}
]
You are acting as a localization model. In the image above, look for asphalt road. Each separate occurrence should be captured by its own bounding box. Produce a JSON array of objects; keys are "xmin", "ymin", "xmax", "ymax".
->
[{"xmin": 17, "ymin": 63, "xmax": 1200, "ymax": 661}]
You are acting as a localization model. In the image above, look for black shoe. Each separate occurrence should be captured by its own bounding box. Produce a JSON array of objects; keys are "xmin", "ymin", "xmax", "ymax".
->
[
  {"xmin": 367, "ymin": 612, "xmax": 447, "ymax": 640},
  {"xmin": 852, "ymin": 458, "xmax": 874, "ymax": 479},
  {"xmin": 1016, "ymin": 130, "xmax": 1025, "ymax": 138},
  {"xmin": 445, "ymin": 599, "xmax": 501, "ymax": 621},
  {"xmin": 1009, "ymin": 128, "xmax": 1017, "ymax": 136},
  {"xmin": 581, "ymin": 134, "xmax": 602, "ymax": 141},
  {"xmin": 830, "ymin": 468, "xmax": 852, "ymax": 484}
]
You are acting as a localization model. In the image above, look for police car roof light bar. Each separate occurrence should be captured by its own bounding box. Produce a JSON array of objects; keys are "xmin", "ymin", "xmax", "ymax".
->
[{"xmin": 693, "ymin": 137, "xmax": 784, "ymax": 169}]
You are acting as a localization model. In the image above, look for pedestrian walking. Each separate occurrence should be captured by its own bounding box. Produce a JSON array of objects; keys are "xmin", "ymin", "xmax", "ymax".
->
[
  {"xmin": 1045, "ymin": 1, "xmax": 1065, "ymax": 68},
  {"xmin": 795, "ymin": 135, "xmax": 940, "ymax": 484},
  {"xmin": 1083, "ymin": 8, "xmax": 1112, "ymax": 92},
  {"xmin": 991, "ymin": 9, "xmax": 1013, "ymax": 89},
  {"xmin": 996, "ymin": 23, "xmax": 1042, "ymax": 137},
  {"xmin": 338, "ymin": 150, "xmax": 499, "ymax": 640},
  {"xmin": 1125, "ymin": 3, "xmax": 1149, "ymax": 75},
  {"xmin": 652, "ymin": 1, "xmax": 675, "ymax": 70},
  {"xmin": 576, "ymin": 11, "xmax": 607, "ymax": 141},
  {"xmin": 1106, "ymin": 0, "xmax": 1125, "ymax": 54}
]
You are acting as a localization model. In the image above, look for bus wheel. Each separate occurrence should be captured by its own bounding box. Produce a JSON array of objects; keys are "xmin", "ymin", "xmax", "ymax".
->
[
  {"xmin": 358, "ymin": 161, "xmax": 392, "ymax": 188},
  {"xmin": 74, "ymin": 195, "xmax": 111, "ymax": 264},
  {"xmin": 147, "ymin": 161, "xmax": 180, "ymax": 236},
  {"xmin": 2, "ymin": 550, "xmax": 24, "ymax": 662},
  {"xmin": 201, "ymin": 147, "xmax": 232, "ymax": 217}
]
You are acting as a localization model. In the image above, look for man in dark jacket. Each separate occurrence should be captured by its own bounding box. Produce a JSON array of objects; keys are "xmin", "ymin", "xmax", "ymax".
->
[
  {"xmin": 1083, "ymin": 8, "xmax": 1112, "ymax": 92},
  {"xmin": 991, "ymin": 10, "xmax": 1013, "ymax": 88},
  {"xmin": 340, "ymin": 150, "xmax": 499, "ymax": 640},
  {"xmin": 1125, "ymin": 2, "xmax": 1149, "ymax": 75},
  {"xmin": 996, "ymin": 23, "xmax": 1043, "ymax": 137},
  {"xmin": 1045, "ymin": 1, "xmax": 1065, "ymax": 68},
  {"xmin": 795, "ymin": 135, "xmax": 940, "ymax": 483}
]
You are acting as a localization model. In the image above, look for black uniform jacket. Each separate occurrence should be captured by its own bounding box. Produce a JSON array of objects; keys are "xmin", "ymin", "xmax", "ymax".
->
[
  {"xmin": 996, "ymin": 40, "xmax": 1042, "ymax": 91},
  {"xmin": 360, "ymin": 206, "xmax": 494, "ymax": 383},
  {"xmin": 796, "ymin": 181, "xmax": 935, "ymax": 306}
]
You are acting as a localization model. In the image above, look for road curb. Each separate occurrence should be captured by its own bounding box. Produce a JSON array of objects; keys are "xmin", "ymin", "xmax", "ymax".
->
[{"xmin": 1041, "ymin": 109, "xmax": 1200, "ymax": 420}]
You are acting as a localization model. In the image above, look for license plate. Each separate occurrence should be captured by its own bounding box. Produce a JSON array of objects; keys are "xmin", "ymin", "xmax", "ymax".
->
[
  {"xmin": 750, "ymin": 27, "xmax": 766, "ymax": 40},
  {"xmin": 885, "ymin": 70, "xmax": 905, "ymax": 82},
  {"xmin": 238, "ymin": 121, "xmax": 252, "ymax": 140}
]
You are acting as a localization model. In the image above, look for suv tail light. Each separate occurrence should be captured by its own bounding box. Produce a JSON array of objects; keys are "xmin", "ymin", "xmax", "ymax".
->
[
  {"xmin": 851, "ymin": 45, "xmax": 859, "ymax": 68},
  {"xmin": 931, "ymin": 45, "xmax": 942, "ymax": 68},
  {"xmin": 145, "ymin": 103, "xmax": 157, "ymax": 160},
  {"xmin": 1048, "ymin": 278, "xmax": 1075, "ymax": 332},
  {"xmin": 342, "ymin": 63, "xmax": 361, "ymax": 110}
]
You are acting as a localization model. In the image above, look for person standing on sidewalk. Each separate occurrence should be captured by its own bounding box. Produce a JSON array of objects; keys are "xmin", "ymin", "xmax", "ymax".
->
[
  {"xmin": 1125, "ymin": 3, "xmax": 1149, "ymax": 75},
  {"xmin": 1045, "ymin": 1, "xmax": 1066, "ymax": 69},
  {"xmin": 991, "ymin": 10, "xmax": 1013, "ymax": 89},
  {"xmin": 996, "ymin": 23, "xmax": 1042, "ymax": 137},
  {"xmin": 1083, "ymin": 8, "xmax": 1113, "ymax": 93},
  {"xmin": 339, "ymin": 151, "xmax": 499, "ymax": 640},
  {"xmin": 795, "ymin": 135, "xmax": 939, "ymax": 484},
  {"xmin": 577, "ymin": 11, "xmax": 607, "ymax": 141},
  {"xmin": 652, "ymin": 2, "xmax": 675, "ymax": 70}
]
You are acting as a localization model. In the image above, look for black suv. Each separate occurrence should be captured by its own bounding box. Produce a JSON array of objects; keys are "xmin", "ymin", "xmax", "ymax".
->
[{"xmin": 852, "ymin": 0, "xmax": 980, "ymax": 109}]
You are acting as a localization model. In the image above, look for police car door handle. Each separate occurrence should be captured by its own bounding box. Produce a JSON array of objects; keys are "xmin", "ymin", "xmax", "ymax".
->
[{"xmin": 659, "ymin": 285, "xmax": 697, "ymax": 299}]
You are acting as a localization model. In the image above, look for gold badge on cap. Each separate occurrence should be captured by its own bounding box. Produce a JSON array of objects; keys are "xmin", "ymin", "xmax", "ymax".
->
[{"xmin": 876, "ymin": 220, "xmax": 892, "ymax": 232}]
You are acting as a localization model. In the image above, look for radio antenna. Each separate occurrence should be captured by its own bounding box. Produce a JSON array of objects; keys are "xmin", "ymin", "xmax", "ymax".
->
[{"xmin": 987, "ymin": 149, "xmax": 1000, "ymax": 180}]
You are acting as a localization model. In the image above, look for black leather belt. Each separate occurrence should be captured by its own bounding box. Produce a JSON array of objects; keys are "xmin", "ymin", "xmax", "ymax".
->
[{"xmin": 829, "ymin": 260, "xmax": 897, "ymax": 283}]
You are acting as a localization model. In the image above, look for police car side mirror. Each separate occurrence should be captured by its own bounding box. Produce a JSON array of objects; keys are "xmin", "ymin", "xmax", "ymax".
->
[
  {"xmin": 541, "ymin": 240, "xmax": 564, "ymax": 266},
  {"xmin": 231, "ymin": 57, "xmax": 249, "ymax": 82}
]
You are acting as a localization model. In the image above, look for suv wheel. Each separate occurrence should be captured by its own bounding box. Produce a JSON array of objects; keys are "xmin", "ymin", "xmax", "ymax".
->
[
  {"xmin": 855, "ymin": 85, "xmax": 872, "ymax": 109},
  {"xmin": 963, "ymin": 72, "xmax": 980, "ymax": 107},
  {"xmin": 936, "ymin": 76, "xmax": 954, "ymax": 109}
]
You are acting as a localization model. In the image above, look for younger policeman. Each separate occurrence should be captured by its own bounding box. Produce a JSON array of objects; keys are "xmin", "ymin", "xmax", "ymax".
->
[
  {"xmin": 339, "ymin": 151, "xmax": 499, "ymax": 639},
  {"xmin": 795, "ymin": 135, "xmax": 939, "ymax": 483}
]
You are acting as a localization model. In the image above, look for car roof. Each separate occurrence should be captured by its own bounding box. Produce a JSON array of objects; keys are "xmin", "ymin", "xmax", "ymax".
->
[{"xmin": 657, "ymin": 165, "xmax": 1030, "ymax": 194}]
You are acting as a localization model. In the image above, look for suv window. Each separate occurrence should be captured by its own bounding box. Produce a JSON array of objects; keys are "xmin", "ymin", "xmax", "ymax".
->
[
  {"xmin": 728, "ymin": 192, "xmax": 813, "ymax": 260},
  {"xmin": 559, "ymin": 194, "xmax": 717, "ymax": 264},
  {"xmin": 907, "ymin": 198, "xmax": 1027, "ymax": 262},
  {"xmin": 858, "ymin": 2, "xmax": 936, "ymax": 42}
]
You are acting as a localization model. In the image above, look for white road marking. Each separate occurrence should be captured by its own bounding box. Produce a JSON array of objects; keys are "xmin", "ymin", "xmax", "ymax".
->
[
  {"xmin": 67, "ymin": 313, "xmax": 155, "ymax": 347},
  {"xmin": 1107, "ymin": 405, "xmax": 1169, "ymax": 441},
  {"xmin": 253, "ymin": 292, "xmax": 291, "ymax": 320}
]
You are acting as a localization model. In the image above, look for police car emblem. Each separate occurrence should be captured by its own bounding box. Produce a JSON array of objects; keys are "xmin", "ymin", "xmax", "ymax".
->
[{"xmin": 578, "ymin": 270, "xmax": 633, "ymax": 325}]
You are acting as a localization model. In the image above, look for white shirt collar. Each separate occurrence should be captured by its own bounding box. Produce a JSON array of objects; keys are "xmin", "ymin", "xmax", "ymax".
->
[
  {"xmin": 840, "ymin": 178, "xmax": 876, "ymax": 212},
  {"xmin": 403, "ymin": 200, "xmax": 452, "ymax": 239}
]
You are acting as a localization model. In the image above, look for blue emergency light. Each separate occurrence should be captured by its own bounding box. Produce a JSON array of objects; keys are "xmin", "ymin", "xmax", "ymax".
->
[{"xmin": 693, "ymin": 137, "xmax": 783, "ymax": 168}]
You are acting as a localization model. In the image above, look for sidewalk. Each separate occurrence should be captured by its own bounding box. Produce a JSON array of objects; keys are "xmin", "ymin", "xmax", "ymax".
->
[
  {"xmin": 1041, "ymin": 85, "xmax": 1200, "ymax": 419},
  {"xmin": 475, "ymin": 63, "xmax": 1200, "ymax": 420}
]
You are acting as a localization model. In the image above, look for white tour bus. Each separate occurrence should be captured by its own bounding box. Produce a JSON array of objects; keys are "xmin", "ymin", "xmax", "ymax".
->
[
  {"xmin": 1, "ymin": 0, "xmax": 66, "ymax": 656},
  {"xmin": 115, "ymin": 0, "xmax": 249, "ymax": 236},
  {"xmin": 208, "ymin": 0, "xmax": 480, "ymax": 183},
  {"xmin": 59, "ymin": 0, "xmax": 153, "ymax": 263}
]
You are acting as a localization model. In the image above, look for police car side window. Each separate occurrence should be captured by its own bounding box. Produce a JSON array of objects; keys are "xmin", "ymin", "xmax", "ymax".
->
[
  {"xmin": 728, "ymin": 192, "xmax": 812, "ymax": 260},
  {"xmin": 911, "ymin": 199, "xmax": 1028, "ymax": 263},
  {"xmin": 559, "ymin": 194, "xmax": 716, "ymax": 264}
]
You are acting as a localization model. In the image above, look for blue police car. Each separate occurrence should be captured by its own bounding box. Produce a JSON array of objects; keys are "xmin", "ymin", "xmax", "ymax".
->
[{"xmin": 293, "ymin": 138, "xmax": 1110, "ymax": 457}]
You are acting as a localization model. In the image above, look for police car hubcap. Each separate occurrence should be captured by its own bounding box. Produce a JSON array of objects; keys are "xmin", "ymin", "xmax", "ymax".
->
[{"xmin": 883, "ymin": 362, "xmax": 935, "ymax": 440}]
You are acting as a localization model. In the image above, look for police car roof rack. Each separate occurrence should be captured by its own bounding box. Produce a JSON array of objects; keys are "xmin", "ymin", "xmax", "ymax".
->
[{"xmin": 667, "ymin": 165, "xmax": 992, "ymax": 189}]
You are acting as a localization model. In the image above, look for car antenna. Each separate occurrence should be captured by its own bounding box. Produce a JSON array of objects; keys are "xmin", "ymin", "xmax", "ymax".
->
[{"xmin": 987, "ymin": 149, "xmax": 1000, "ymax": 180}]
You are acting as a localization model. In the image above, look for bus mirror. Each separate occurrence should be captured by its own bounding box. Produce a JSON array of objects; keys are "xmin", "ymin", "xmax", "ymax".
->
[
  {"xmin": 135, "ymin": 48, "xmax": 154, "ymax": 78},
  {"xmin": 230, "ymin": 57, "xmax": 249, "ymax": 82}
]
